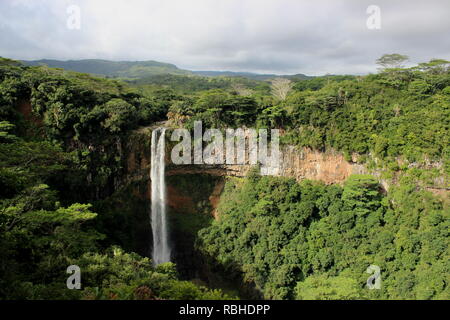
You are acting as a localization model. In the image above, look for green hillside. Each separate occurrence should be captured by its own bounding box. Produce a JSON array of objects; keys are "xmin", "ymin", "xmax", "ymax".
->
[
  {"xmin": 193, "ymin": 70, "xmax": 312, "ymax": 80},
  {"xmin": 1, "ymin": 56, "xmax": 448, "ymax": 300},
  {"xmin": 23, "ymin": 59, "xmax": 192, "ymax": 79},
  {"xmin": 22, "ymin": 59, "xmax": 313, "ymax": 81}
]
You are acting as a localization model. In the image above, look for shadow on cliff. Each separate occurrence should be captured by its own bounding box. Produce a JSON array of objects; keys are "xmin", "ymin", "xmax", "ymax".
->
[
  {"xmin": 170, "ymin": 223, "xmax": 263, "ymax": 300},
  {"xmin": 166, "ymin": 174, "xmax": 263, "ymax": 299},
  {"xmin": 97, "ymin": 172, "xmax": 263, "ymax": 299}
]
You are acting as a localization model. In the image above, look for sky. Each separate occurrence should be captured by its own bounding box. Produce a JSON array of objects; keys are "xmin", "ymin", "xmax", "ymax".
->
[{"xmin": 1, "ymin": 0, "xmax": 449, "ymax": 75}]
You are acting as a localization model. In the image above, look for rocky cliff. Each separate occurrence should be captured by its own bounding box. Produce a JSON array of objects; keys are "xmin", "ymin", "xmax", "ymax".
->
[
  {"xmin": 124, "ymin": 127, "xmax": 448, "ymax": 216},
  {"xmin": 112, "ymin": 127, "xmax": 449, "ymax": 281}
]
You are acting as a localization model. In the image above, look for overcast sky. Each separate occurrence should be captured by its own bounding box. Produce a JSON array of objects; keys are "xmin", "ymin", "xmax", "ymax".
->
[{"xmin": 1, "ymin": 0, "xmax": 449, "ymax": 75}]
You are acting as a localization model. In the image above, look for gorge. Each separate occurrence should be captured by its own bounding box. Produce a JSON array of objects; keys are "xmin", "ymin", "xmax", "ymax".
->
[
  {"xmin": 2, "ymin": 57, "xmax": 448, "ymax": 300},
  {"xmin": 129, "ymin": 125, "xmax": 448, "ymax": 297}
]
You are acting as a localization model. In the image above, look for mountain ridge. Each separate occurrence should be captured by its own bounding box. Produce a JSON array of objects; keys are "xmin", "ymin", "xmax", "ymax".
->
[
  {"xmin": 23, "ymin": 59, "xmax": 191, "ymax": 79},
  {"xmin": 22, "ymin": 59, "xmax": 312, "ymax": 80}
]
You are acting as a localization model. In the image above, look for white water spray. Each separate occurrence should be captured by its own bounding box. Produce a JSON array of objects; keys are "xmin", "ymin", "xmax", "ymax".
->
[{"xmin": 150, "ymin": 128, "xmax": 171, "ymax": 265}]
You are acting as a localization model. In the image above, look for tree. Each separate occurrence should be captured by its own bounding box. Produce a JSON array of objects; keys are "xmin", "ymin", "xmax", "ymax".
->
[
  {"xmin": 270, "ymin": 78, "xmax": 293, "ymax": 101},
  {"xmin": 416, "ymin": 59, "xmax": 450, "ymax": 74},
  {"xmin": 89, "ymin": 98, "xmax": 137, "ymax": 133},
  {"xmin": 0, "ymin": 57, "xmax": 22, "ymax": 66},
  {"xmin": 231, "ymin": 83, "xmax": 253, "ymax": 96},
  {"xmin": 0, "ymin": 121, "xmax": 16, "ymax": 142},
  {"xmin": 295, "ymin": 274, "xmax": 364, "ymax": 300},
  {"xmin": 376, "ymin": 54, "xmax": 409, "ymax": 70},
  {"xmin": 342, "ymin": 175, "xmax": 382, "ymax": 216}
]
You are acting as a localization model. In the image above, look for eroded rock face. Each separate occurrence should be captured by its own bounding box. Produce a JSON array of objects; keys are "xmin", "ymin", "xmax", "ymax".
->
[
  {"xmin": 123, "ymin": 128, "xmax": 448, "ymax": 216},
  {"xmin": 123, "ymin": 128, "xmax": 367, "ymax": 213},
  {"xmin": 124, "ymin": 126, "xmax": 366, "ymax": 185},
  {"xmin": 165, "ymin": 146, "xmax": 366, "ymax": 185},
  {"xmin": 124, "ymin": 135, "xmax": 372, "ymax": 219},
  {"xmin": 167, "ymin": 184, "xmax": 197, "ymax": 214},
  {"xmin": 116, "ymin": 128, "xmax": 449, "ymax": 277},
  {"xmin": 279, "ymin": 146, "xmax": 366, "ymax": 184},
  {"xmin": 209, "ymin": 179, "xmax": 225, "ymax": 219}
]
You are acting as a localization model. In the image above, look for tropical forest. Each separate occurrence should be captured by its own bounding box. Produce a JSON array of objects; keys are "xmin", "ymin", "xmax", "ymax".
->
[{"xmin": 0, "ymin": 53, "xmax": 448, "ymax": 300}]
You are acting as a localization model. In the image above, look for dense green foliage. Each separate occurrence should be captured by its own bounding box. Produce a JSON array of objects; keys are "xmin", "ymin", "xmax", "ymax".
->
[
  {"xmin": 0, "ymin": 132, "xmax": 232, "ymax": 299},
  {"xmin": 1, "ymin": 55, "xmax": 449, "ymax": 300},
  {"xmin": 74, "ymin": 248, "xmax": 231, "ymax": 300},
  {"xmin": 23, "ymin": 58, "xmax": 312, "ymax": 81},
  {"xmin": 0, "ymin": 59, "xmax": 182, "ymax": 201},
  {"xmin": 283, "ymin": 71, "xmax": 450, "ymax": 165},
  {"xmin": 193, "ymin": 71, "xmax": 311, "ymax": 81},
  {"xmin": 0, "ymin": 58, "xmax": 232, "ymax": 300},
  {"xmin": 130, "ymin": 74, "xmax": 271, "ymax": 95},
  {"xmin": 24, "ymin": 59, "xmax": 191, "ymax": 79},
  {"xmin": 197, "ymin": 172, "xmax": 449, "ymax": 300},
  {"xmin": 21, "ymin": 57, "xmax": 450, "ymax": 179},
  {"xmin": 171, "ymin": 67, "xmax": 450, "ymax": 179}
]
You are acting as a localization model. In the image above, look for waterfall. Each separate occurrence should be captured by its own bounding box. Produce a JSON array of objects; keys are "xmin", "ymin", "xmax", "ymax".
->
[{"xmin": 150, "ymin": 127, "xmax": 171, "ymax": 265}]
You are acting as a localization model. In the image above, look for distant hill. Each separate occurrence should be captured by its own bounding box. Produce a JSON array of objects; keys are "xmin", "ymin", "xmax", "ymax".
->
[
  {"xmin": 23, "ymin": 59, "xmax": 192, "ymax": 79},
  {"xmin": 193, "ymin": 70, "xmax": 312, "ymax": 80},
  {"xmin": 22, "ymin": 59, "xmax": 312, "ymax": 81}
]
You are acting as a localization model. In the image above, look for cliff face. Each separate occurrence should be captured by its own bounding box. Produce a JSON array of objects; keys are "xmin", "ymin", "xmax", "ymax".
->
[
  {"xmin": 123, "ymin": 128, "xmax": 448, "ymax": 217},
  {"xmin": 166, "ymin": 145, "xmax": 366, "ymax": 184},
  {"xmin": 114, "ymin": 128, "xmax": 449, "ymax": 280},
  {"xmin": 279, "ymin": 146, "xmax": 366, "ymax": 184},
  {"xmin": 124, "ymin": 126, "xmax": 368, "ymax": 184},
  {"xmin": 122, "ymin": 128, "xmax": 227, "ymax": 220},
  {"xmin": 123, "ymin": 128, "xmax": 369, "ymax": 218}
]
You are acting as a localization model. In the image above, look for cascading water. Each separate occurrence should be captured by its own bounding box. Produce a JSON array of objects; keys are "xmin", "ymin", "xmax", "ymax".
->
[{"xmin": 150, "ymin": 128, "xmax": 171, "ymax": 265}]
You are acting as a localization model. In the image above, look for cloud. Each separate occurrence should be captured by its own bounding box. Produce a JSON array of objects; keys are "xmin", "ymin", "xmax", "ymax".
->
[{"xmin": 1, "ymin": 0, "xmax": 449, "ymax": 75}]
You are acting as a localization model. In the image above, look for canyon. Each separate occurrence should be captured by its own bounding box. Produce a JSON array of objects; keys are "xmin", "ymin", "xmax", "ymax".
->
[
  {"xmin": 124, "ymin": 127, "xmax": 448, "ymax": 220},
  {"xmin": 118, "ymin": 127, "xmax": 382, "ymax": 291}
]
